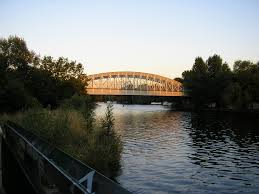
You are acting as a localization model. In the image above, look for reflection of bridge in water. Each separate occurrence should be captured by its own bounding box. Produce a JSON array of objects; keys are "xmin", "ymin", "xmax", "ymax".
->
[{"xmin": 87, "ymin": 71, "xmax": 186, "ymax": 96}]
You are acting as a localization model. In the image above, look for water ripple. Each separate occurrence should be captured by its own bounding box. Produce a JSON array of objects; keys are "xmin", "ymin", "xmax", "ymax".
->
[{"xmin": 95, "ymin": 104, "xmax": 259, "ymax": 194}]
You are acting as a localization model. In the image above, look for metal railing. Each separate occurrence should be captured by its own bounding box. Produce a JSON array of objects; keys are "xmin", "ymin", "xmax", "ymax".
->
[{"xmin": 2, "ymin": 121, "xmax": 132, "ymax": 194}]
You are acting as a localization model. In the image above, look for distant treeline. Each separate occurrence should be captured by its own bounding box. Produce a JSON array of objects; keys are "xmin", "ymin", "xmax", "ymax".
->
[
  {"xmin": 0, "ymin": 36, "xmax": 88, "ymax": 113},
  {"xmin": 182, "ymin": 55, "xmax": 259, "ymax": 110}
]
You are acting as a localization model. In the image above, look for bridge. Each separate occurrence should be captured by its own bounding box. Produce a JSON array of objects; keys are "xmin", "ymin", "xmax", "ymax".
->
[{"xmin": 86, "ymin": 71, "xmax": 185, "ymax": 96}]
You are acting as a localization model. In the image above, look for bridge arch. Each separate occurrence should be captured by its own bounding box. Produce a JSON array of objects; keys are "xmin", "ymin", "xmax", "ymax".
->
[{"xmin": 86, "ymin": 71, "xmax": 184, "ymax": 96}]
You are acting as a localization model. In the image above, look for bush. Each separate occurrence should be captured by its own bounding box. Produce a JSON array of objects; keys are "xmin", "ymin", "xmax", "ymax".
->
[
  {"xmin": 0, "ymin": 103, "xmax": 122, "ymax": 179},
  {"xmin": 61, "ymin": 94, "xmax": 95, "ymax": 131}
]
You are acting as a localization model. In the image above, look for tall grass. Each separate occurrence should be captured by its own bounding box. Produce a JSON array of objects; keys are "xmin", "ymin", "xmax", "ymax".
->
[{"xmin": 0, "ymin": 96, "xmax": 122, "ymax": 179}]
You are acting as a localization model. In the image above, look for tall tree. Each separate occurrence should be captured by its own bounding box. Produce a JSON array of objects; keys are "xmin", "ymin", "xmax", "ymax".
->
[
  {"xmin": 0, "ymin": 36, "xmax": 35, "ymax": 112},
  {"xmin": 0, "ymin": 36, "xmax": 35, "ymax": 72},
  {"xmin": 183, "ymin": 54, "xmax": 232, "ymax": 109},
  {"xmin": 38, "ymin": 56, "xmax": 84, "ymax": 80},
  {"xmin": 0, "ymin": 35, "xmax": 88, "ymax": 112},
  {"xmin": 182, "ymin": 57, "xmax": 209, "ymax": 108},
  {"xmin": 207, "ymin": 55, "xmax": 223, "ymax": 76}
]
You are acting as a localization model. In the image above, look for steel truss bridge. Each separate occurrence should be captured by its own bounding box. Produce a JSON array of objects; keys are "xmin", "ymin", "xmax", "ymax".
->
[{"xmin": 86, "ymin": 71, "xmax": 185, "ymax": 96}]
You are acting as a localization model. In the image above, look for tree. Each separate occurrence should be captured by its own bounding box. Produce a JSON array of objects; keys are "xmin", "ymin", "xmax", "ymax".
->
[
  {"xmin": 223, "ymin": 82, "xmax": 242, "ymax": 109},
  {"xmin": 182, "ymin": 55, "xmax": 233, "ymax": 109},
  {"xmin": 0, "ymin": 36, "xmax": 33, "ymax": 71},
  {"xmin": 231, "ymin": 60, "xmax": 259, "ymax": 107},
  {"xmin": 222, "ymin": 62, "xmax": 231, "ymax": 72},
  {"xmin": 0, "ymin": 36, "xmax": 35, "ymax": 112},
  {"xmin": 233, "ymin": 60, "xmax": 254, "ymax": 73},
  {"xmin": 192, "ymin": 57, "xmax": 207, "ymax": 75},
  {"xmin": 182, "ymin": 54, "xmax": 259, "ymax": 110},
  {"xmin": 36, "ymin": 55, "xmax": 87, "ymax": 98},
  {"xmin": 182, "ymin": 57, "xmax": 209, "ymax": 108},
  {"xmin": 207, "ymin": 54, "xmax": 223, "ymax": 76},
  {"xmin": 38, "ymin": 56, "xmax": 84, "ymax": 80},
  {"xmin": 0, "ymin": 35, "xmax": 88, "ymax": 112},
  {"xmin": 174, "ymin": 77, "xmax": 183, "ymax": 83}
]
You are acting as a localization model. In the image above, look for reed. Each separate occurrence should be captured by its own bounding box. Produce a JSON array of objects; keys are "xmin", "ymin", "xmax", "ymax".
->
[{"xmin": 0, "ymin": 101, "xmax": 122, "ymax": 179}]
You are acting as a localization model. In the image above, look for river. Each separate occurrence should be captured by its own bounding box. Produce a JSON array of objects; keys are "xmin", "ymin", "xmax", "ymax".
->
[{"xmin": 95, "ymin": 103, "xmax": 259, "ymax": 194}]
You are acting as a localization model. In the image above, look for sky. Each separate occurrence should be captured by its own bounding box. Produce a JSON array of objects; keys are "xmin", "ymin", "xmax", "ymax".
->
[{"xmin": 1, "ymin": 0, "xmax": 259, "ymax": 78}]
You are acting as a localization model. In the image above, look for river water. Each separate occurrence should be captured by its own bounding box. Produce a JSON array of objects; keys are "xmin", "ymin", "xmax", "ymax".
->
[{"xmin": 95, "ymin": 103, "xmax": 259, "ymax": 194}]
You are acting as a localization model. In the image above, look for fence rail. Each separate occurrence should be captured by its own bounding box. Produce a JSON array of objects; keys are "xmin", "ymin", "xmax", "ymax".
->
[{"xmin": 2, "ymin": 121, "xmax": 132, "ymax": 194}]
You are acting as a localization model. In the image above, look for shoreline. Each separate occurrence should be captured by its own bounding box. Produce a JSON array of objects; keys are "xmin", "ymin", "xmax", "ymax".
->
[{"xmin": 172, "ymin": 107, "xmax": 259, "ymax": 114}]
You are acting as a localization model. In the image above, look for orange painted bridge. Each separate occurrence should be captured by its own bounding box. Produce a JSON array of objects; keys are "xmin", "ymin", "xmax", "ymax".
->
[{"xmin": 86, "ymin": 71, "xmax": 186, "ymax": 96}]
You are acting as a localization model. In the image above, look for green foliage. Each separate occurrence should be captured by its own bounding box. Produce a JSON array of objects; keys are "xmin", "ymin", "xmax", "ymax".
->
[
  {"xmin": 174, "ymin": 77, "xmax": 183, "ymax": 83},
  {"xmin": 222, "ymin": 82, "xmax": 243, "ymax": 109},
  {"xmin": 0, "ymin": 35, "xmax": 87, "ymax": 112},
  {"xmin": 0, "ymin": 35, "xmax": 122, "ymax": 179},
  {"xmin": 96, "ymin": 103, "xmax": 122, "ymax": 178},
  {"xmin": 61, "ymin": 94, "xmax": 95, "ymax": 131},
  {"xmin": 0, "ymin": 35, "xmax": 33, "ymax": 71},
  {"xmin": 231, "ymin": 60, "xmax": 259, "ymax": 108},
  {"xmin": 192, "ymin": 57, "xmax": 207, "ymax": 75},
  {"xmin": 1, "ymin": 104, "xmax": 122, "ymax": 179},
  {"xmin": 233, "ymin": 60, "xmax": 254, "ymax": 73},
  {"xmin": 207, "ymin": 55, "xmax": 223, "ymax": 76},
  {"xmin": 38, "ymin": 56, "xmax": 84, "ymax": 80},
  {"xmin": 182, "ymin": 54, "xmax": 259, "ymax": 110},
  {"xmin": 101, "ymin": 103, "xmax": 115, "ymax": 136},
  {"xmin": 0, "ymin": 36, "xmax": 35, "ymax": 112}
]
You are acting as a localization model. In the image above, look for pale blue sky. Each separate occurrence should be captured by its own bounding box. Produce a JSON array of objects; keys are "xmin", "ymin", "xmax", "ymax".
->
[{"xmin": 1, "ymin": 0, "xmax": 259, "ymax": 78}]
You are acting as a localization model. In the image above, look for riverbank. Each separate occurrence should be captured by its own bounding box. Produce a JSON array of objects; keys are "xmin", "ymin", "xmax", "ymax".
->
[
  {"xmin": 172, "ymin": 105, "xmax": 259, "ymax": 114},
  {"xmin": 0, "ymin": 104, "xmax": 123, "ymax": 179},
  {"xmin": 197, "ymin": 108, "xmax": 259, "ymax": 114}
]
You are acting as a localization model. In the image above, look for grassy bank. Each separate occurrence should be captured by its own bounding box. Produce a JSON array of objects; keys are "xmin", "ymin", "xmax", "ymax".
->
[{"xmin": 0, "ymin": 97, "xmax": 122, "ymax": 179}]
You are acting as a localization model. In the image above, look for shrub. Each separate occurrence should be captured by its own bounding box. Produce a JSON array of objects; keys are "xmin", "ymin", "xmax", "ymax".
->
[{"xmin": 0, "ymin": 103, "xmax": 122, "ymax": 179}]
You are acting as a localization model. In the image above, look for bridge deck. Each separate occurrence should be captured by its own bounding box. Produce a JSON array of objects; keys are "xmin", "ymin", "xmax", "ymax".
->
[{"xmin": 87, "ymin": 88, "xmax": 185, "ymax": 96}]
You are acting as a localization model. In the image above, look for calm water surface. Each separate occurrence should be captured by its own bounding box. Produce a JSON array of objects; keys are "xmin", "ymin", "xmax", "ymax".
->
[{"xmin": 95, "ymin": 103, "xmax": 259, "ymax": 194}]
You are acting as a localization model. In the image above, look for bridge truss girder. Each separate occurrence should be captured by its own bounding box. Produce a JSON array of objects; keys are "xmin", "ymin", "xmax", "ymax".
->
[{"xmin": 86, "ymin": 71, "xmax": 184, "ymax": 96}]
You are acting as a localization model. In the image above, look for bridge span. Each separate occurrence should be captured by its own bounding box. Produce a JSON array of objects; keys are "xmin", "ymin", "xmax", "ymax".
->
[{"xmin": 86, "ymin": 71, "xmax": 185, "ymax": 96}]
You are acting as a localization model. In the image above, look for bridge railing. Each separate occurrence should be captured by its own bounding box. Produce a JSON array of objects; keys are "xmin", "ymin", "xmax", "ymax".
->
[{"xmin": 2, "ymin": 121, "xmax": 132, "ymax": 194}]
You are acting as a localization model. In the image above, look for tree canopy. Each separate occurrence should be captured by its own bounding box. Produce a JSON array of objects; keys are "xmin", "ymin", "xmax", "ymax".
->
[
  {"xmin": 182, "ymin": 55, "xmax": 259, "ymax": 110},
  {"xmin": 0, "ymin": 36, "xmax": 88, "ymax": 112}
]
